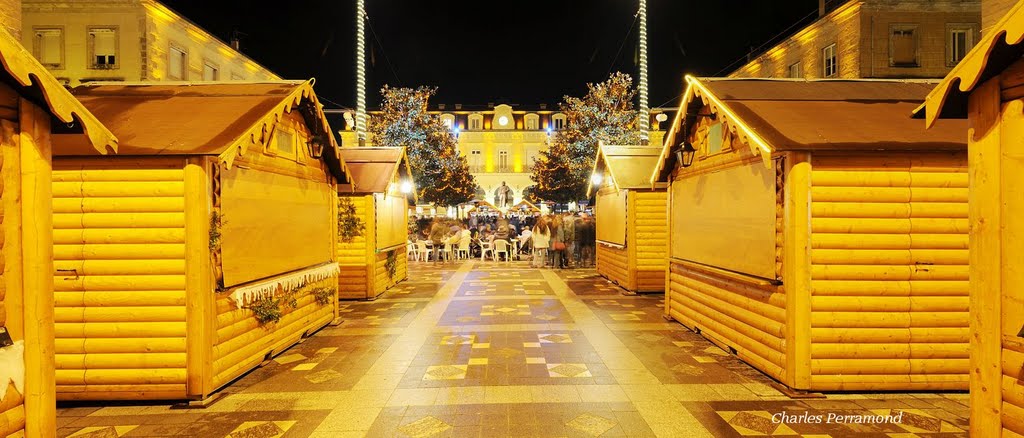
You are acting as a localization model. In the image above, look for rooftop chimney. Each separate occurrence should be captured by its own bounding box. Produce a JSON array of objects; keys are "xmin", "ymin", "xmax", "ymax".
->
[
  {"xmin": 819, "ymin": 0, "xmax": 826, "ymax": 17},
  {"xmin": 230, "ymin": 37, "xmax": 240, "ymax": 51}
]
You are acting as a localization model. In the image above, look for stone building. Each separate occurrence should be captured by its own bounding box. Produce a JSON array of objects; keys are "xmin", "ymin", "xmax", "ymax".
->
[
  {"xmin": 336, "ymin": 104, "xmax": 672, "ymax": 207},
  {"xmin": 729, "ymin": 0, "xmax": 981, "ymax": 80},
  {"xmin": 20, "ymin": 0, "xmax": 280, "ymax": 85}
]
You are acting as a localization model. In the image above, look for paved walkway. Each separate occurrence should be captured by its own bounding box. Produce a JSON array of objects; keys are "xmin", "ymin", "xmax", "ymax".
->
[{"xmin": 57, "ymin": 260, "xmax": 970, "ymax": 437}]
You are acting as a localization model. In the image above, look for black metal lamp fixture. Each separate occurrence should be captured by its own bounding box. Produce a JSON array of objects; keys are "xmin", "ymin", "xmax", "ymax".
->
[
  {"xmin": 676, "ymin": 141, "xmax": 697, "ymax": 168},
  {"xmin": 307, "ymin": 134, "xmax": 326, "ymax": 159}
]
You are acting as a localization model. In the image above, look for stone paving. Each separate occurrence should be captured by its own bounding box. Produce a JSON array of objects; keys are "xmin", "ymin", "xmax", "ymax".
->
[{"xmin": 56, "ymin": 260, "xmax": 970, "ymax": 437}]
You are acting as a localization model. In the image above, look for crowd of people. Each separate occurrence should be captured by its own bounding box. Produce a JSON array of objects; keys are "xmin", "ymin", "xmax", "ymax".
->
[{"xmin": 408, "ymin": 212, "xmax": 597, "ymax": 269}]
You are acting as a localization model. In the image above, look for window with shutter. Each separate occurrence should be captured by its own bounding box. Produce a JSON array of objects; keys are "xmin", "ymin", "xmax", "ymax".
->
[
  {"xmin": 890, "ymin": 25, "xmax": 918, "ymax": 67},
  {"xmin": 89, "ymin": 27, "xmax": 117, "ymax": 68}
]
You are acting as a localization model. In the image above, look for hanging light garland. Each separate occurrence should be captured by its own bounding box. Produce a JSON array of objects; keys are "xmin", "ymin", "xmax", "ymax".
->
[
  {"xmin": 638, "ymin": 0, "xmax": 649, "ymax": 145},
  {"xmin": 356, "ymin": 0, "xmax": 367, "ymax": 145}
]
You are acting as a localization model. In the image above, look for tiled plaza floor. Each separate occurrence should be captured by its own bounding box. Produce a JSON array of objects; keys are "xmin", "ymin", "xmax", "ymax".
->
[{"xmin": 56, "ymin": 260, "xmax": 970, "ymax": 437}]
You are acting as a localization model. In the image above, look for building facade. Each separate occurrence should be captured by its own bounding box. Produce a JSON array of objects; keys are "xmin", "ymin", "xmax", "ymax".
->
[
  {"xmin": 21, "ymin": 0, "xmax": 280, "ymax": 85},
  {"xmin": 337, "ymin": 104, "xmax": 671, "ymax": 207},
  {"xmin": 729, "ymin": 0, "xmax": 981, "ymax": 80}
]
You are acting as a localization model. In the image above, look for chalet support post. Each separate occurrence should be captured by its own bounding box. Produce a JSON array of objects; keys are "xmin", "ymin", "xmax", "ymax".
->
[
  {"xmin": 19, "ymin": 98, "xmax": 55, "ymax": 437},
  {"xmin": 184, "ymin": 157, "xmax": 214, "ymax": 399},
  {"xmin": 783, "ymin": 152, "xmax": 811, "ymax": 390},
  {"xmin": 966, "ymin": 76, "xmax": 1002, "ymax": 437}
]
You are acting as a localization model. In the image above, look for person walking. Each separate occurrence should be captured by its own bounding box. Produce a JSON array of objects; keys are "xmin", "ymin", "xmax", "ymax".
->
[
  {"xmin": 549, "ymin": 215, "xmax": 567, "ymax": 269},
  {"xmin": 429, "ymin": 219, "xmax": 447, "ymax": 263},
  {"xmin": 532, "ymin": 218, "xmax": 550, "ymax": 268},
  {"xmin": 562, "ymin": 213, "xmax": 576, "ymax": 268}
]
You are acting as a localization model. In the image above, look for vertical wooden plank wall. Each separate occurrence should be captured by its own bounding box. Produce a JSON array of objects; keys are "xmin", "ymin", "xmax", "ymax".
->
[
  {"xmin": 0, "ymin": 85, "xmax": 25, "ymax": 437},
  {"xmin": 997, "ymin": 100, "xmax": 1024, "ymax": 438},
  {"xmin": 808, "ymin": 152, "xmax": 969, "ymax": 391},
  {"xmin": 337, "ymin": 195, "xmax": 370, "ymax": 299},
  {"xmin": 52, "ymin": 158, "xmax": 189, "ymax": 400},
  {"xmin": 631, "ymin": 191, "xmax": 667, "ymax": 292}
]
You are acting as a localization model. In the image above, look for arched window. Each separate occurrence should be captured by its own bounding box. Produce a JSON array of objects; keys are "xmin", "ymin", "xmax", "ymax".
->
[
  {"xmin": 525, "ymin": 113, "xmax": 539, "ymax": 130},
  {"xmin": 468, "ymin": 114, "xmax": 483, "ymax": 130},
  {"xmin": 552, "ymin": 113, "xmax": 567, "ymax": 130}
]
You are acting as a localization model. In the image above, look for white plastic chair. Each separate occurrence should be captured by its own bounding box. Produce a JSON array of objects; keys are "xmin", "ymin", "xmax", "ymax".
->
[
  {"xmin": 479, "ymin": 240, "xmax": 494, "ymax": 261},
  {"xmin": 442, "ymin": 243, "xmax": 455, "ymax": 261},
  {"xmin": 407, "ymin": 241, "xmax": 417, "ymax": 260},
  {"xmin": 457, "ymin": 238, "xmax": 471, "ymax": 260},
  {"xmin": 494, "ymin": 239, "xmax": 510, "ymax": 263},
  {"xmin": 416, "ymin": 240, "xmax": 431, "ymax": 261}
]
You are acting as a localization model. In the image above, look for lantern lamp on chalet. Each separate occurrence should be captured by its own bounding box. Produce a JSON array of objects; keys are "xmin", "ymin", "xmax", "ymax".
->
[
  {"xmin": 676, "ymin": 141, "xmax": 697, "ymax": 168},
  {"xmin": 400, "ymin": 180, "xmax": 414, "ymax": 194},
  {"xmin": 307, "ymin": 134, "xmax": 326, "ymax": 159},
  {"xmin": 590, "ymin": 173, "xmax": 603, "ymax": 185}
]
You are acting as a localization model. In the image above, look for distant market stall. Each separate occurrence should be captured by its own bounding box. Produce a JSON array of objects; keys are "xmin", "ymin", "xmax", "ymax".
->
[
  {"xmin": 916, "ymin": 2, "xmax": 1024, "ymax": 434},
  {"xmin": 654, "ymin": 77, "xmax": 969, "ymax": 391},
  {"xmin": 50, "ymin": 81, "xmax": 345, "ymax": 401},
  {"xmin": 589, "ymin": 144, "xmax": 667, "ymax": 293},
  {"xmin": 336, "ymin": 147, "xmax": 413, "ymax": 300},
  {"xmin": 0, "ymin": 26, "xmax": 117, "ymax": 436}
]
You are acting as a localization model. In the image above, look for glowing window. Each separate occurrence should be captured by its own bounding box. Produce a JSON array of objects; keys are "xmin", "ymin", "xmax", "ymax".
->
[
  {"xmin": 788, "ymin": 62, "xmax": 801, "ymax": 78},
  {"xmin": 822, "ymin": 44, "xmax": 837, "ymax": 78}
]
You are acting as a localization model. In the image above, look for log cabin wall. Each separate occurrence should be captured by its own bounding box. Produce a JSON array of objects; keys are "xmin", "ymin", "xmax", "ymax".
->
[
  {"xmin": 372, "ymin": 245, "xmax": 407, "ymax": 294},
  {"xmin": 664, "ymin": 115, "xmax": 789, "ymax": 384},
  {"xmin": 51, "ymin": 156, "xmax": 189, "ymax": 400},
  {"xmin": 211, "ymin": 274, "xmax": 336, "ymax": 389},
  {"xmin": 337, "ymin": 194, "xmax": 372, "ymax": 299},
  {"xmin": 630, "ymin": 190, "xmax": 667, "ymax": 292},
  {"xmin": 596, "ymin": 244, "xmax": 630, "ymax": 290},
  {"xmin": 807, "ymin": 151, "xmax": 969, "ymax": 391}
]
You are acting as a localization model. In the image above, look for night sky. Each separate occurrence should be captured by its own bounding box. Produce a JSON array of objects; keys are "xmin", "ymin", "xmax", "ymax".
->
[{"xmin": 161, "ymin": 0, "xmax": 822, "ymax": 110}]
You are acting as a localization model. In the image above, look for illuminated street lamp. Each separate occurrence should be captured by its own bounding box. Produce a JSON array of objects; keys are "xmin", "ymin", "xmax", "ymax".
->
[
  {"xmin": 590, "ymin": 173, "xmax": 603, "ymax": 185},
  {"xmin": 400, "ymin": 180, "xmax": 413, "ymax": 194}
]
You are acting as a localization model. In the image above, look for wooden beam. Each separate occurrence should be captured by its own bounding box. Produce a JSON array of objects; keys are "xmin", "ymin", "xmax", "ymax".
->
[
  {"xmin": 783, "ymin": 152, "xmax": 812, "ymax": 390},
  {"xmin": 19, "ymin": 98, "xmax": 55, "ymax": 437},
  {"xmin": 967, "ymin": 76, "xmax": 1002, "ymax": 437},
  {"xmin": 183, "ymin": 157, "xmax": 214, "ymax": 399}
]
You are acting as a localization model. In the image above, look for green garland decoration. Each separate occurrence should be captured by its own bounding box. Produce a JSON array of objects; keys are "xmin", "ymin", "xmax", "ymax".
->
[
  {"xmin": 385, "ymin": 249, "xmax": 398, "ymax": 280},
  {"xmin": 338, "ymin": 198, "xmax": 366, "ymax": 243}
]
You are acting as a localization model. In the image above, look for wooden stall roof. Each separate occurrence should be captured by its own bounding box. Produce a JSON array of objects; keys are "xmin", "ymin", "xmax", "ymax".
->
[
  {"xmin": 588, "ymin": 144, "xmax": 664, "ymax": 196},
  {"xmin": 337, "ymin": 147, "xmax": 415, "ymax": 200},
  {"xmin": 0, "ymin": 25, "xmax": 116, "ymax": 154},
  {"xmin": 654, "ymin": 77, "xmax": 969, "ymax": 182},
  {"xmin": 511, "ymin": 200, "xmax": 540, "ymax": 212},
  {"xmin": 465, "ymin": 199, "xmax": 501, "ymax": 215},
  {"xmin": 52, "ymin": 80, "xmax": 347, "ymax": 180},
  {"xmin": 916, "ymin": 0, "xmax": 1024, "ymax": 126}
]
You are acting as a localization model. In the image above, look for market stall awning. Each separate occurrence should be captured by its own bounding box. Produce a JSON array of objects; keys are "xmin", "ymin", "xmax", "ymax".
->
[
  {"xmin": 916, "ymin": 0, "xmax": 1024, "ymax": 126},
  {"xmin": 0, "ymin": 25, "xmax": 116, "ymax": 154},
  {"xmin": 588, "ymin": 143, "xmax": 663, "ymax": 196},
  {"xmin": 654, "ymin": 77, "xmax": 968, "ymax": 182},
  {"xmin": 337, "ymin": 147, "xmax": 414, "ymax": 201},
  {"xmin": 52, "ymin": 80, "xmax": 347, "ymax": 181}
]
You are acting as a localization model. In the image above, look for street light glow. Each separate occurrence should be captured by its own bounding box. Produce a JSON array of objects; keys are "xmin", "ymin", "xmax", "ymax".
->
[{"xmin": 400, "ymin": 180, "xmax": 413, "ymax": 194}]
